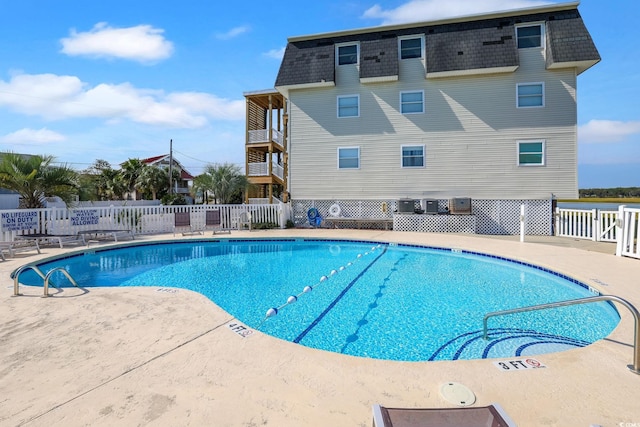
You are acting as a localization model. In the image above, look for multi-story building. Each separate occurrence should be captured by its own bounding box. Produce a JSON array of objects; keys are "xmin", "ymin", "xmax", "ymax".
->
[{"xmin": 271, "ymin": 2, "xmax": 600, "ymax": 233}]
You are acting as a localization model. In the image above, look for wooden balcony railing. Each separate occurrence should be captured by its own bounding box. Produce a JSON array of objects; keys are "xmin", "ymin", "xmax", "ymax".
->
[
  {"xmin": 248, "ymin": 162, "xmax": 284, "ymax": 180},
  {"xmin": 248, "ymin": 129, "xmax": 284, "ymax": 146}
]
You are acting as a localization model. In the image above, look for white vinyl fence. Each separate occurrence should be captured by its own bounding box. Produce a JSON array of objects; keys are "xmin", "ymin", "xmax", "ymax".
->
[
  {"xmin": 617, "ymin": 207, "xmax": 640, "ymax": 259},
  {"xmin": 0, "ymin": 203, "xmax": 289, "ymax": 242},
  {"xmin": 555, "ymin": 208, "xmax": 618, "ymax": 242},
  {"xmin": 556, "ymin": 206, "xmax": 639, "ymax": 259}
]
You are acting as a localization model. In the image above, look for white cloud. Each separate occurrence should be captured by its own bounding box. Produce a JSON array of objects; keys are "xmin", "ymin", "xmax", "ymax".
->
[
  {"xmin": 215, "ymin": 25, "xmax": 250, "ymax": 40},
  {"xmin": 60, "ymin": 22, "xmax": 174, "ymax": 63},
  {"xmin": 1, "ymin": 128, "xmax": 66, "ymax": 144},
  {"xmin": 167, "ymin": 92, "xmax": 245, "ymax": 121},
  {"xmin": 263, "ymin": 47, "xmax": 286, "ymax": 60},
  {"xmin": 0, "ymin": 73, "xmax": 244, "ymax": 128},
  {"xmin": 579, "ymin": 120, "xmax": 640, "ymax": 144},
  {"xmin": 363, "ymin": 0, "xmax": 552, "ymax": 24}
]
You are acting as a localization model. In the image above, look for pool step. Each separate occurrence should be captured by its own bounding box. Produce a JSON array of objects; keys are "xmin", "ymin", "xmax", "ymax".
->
[{"xmin": 428, "ymin": 328, "xmax": 589, "ymax": 361}]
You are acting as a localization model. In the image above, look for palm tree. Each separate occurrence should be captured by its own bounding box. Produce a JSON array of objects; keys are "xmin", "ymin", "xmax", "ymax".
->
[
  {"xmin": 192, "ymin": 172, "xmax": 213, "ymax": 204},
  {"xmin": 119, "ymin": 158, "xmax": 145, "ymax": 199},
  {"xmin": 136, "ymin": 165, "xmax": 168, "ymax": 200},
  {"xmin": 0, "ymin": 152, "xmax": 78, "ymax": 208},
  {"xmin": 195, "ymin": 163, "xmax": 250, "ymax": 204},
  {"xmin": 79, "ymin": 159, "xmax": 126, "ymax": 201}
]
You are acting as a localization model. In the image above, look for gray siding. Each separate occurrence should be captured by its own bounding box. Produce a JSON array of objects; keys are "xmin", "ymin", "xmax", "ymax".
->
[
  {"xmin": 279, "ymin": 4, "xmax": 596, "ymax": 201},
  {"xmin": 288, "ymin": 48, "xmax": 578, "ymax": 200}
]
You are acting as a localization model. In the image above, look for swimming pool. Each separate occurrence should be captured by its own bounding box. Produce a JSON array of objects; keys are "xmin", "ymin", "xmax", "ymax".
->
[{"xmin": 18, "ymin": 238, "xmax": 619, "ymax": 361}]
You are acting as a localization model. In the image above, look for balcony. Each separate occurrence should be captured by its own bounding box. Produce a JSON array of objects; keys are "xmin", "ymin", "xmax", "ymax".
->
[
  {"xmin": 248, "ymin": 162, "xmax": 284, "ymax": 181},
  {"xmin": 248, "ymin": 129, "xmax": 284, "ymax": 148}
]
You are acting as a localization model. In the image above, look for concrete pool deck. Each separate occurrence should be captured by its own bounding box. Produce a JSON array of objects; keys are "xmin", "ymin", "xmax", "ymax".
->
[{"xmin": 1, "ymin": 230, "xmax": 639, "ymax": 426}]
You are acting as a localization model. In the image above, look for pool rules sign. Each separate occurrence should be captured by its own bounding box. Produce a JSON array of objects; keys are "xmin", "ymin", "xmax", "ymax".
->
[{"xmin": 1, "ymin": 211, "xmax": 38, "ymax": 232}]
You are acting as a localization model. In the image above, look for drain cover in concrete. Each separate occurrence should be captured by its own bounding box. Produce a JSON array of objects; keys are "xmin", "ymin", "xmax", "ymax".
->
[{"xmin": 439, "ymin": 382, "xmax": 476, "ymax": 406}]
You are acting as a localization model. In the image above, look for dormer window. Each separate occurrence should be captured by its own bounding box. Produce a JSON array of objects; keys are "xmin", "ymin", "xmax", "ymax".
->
[
  {"xmin": 516, "ymin": 24, "xmax": 544, "ymax": 48},
  {"xmin": 337, "ymin": 43, "xmax": 358, "ymax": 65},
  {"xmin": 399, "ymin": 36, "xmax": 424, "ymax": 59}
]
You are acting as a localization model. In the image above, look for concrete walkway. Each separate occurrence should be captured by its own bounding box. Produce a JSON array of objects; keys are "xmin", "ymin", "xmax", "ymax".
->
[{"xmin": 1, "ymin": 230, "xmax": 638, "ymax": 426}]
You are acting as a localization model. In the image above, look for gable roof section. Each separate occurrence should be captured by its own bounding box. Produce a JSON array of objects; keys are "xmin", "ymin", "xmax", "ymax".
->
[
  {"xmin": 275, "ymin": 1, "xmax": 599, "ymax": 89},
  {"xmin": 140, "ymin": 154, "xmax": 195, "ymax": 180},
  {"xmin": 141, "ymin": 154, "xmax": 167, "ymax": 164}
]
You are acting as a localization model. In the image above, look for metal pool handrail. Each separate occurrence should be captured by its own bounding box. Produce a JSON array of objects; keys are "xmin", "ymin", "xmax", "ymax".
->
[
  {"xmin": 44, "ymin": 267, "xmax": 79, "ymax": 298},
  {"xmin": 483, "ymin": 295, "xmax": 640, "ymax": 375},
  {"xmin": 13, "ymin": 265, "xmax": 46, "ymax": 296}
]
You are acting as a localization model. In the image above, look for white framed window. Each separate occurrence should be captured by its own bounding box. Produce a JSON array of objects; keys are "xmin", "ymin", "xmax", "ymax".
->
[
  {"xmin": 517, "ymin": 83, "xmax": 544, "ymax": 108},
  {"xmin": 401, "ymin": 145, "xmax": 425, "ymax": 168},
  {"xmin": 338, "ymin": 147, "xmax": 360, "ymax": 169},
  {"xmin": 337, "ymin": 95, "xmax": 359, "ymax": 118},
  {"xmin": 336, "ymin": 43, "xmax": 359, "ymax": 66},
  {"xmin": 517, "ymin": 140, "xmax": 545, "ymax": 166},
  {"xmin": 400, "ymin": 90, "xmax": 424, "ymax": 114},
  {"xmin": 516, "ymin": 23, "xmax": 544, "ymax": 49},
  {"xmin": 399, "ymin": 35, "xmax": 424, "ymax": 59}
]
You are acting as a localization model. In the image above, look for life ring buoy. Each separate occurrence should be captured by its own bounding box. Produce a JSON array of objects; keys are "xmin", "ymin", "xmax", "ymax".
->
[
  {"xmin": 307, "ymin": 208, "xmax": 319, "ymax": 221},
  {"xmin": 329, "ymin": 204, "xmax": 341, "ymax": 217}
]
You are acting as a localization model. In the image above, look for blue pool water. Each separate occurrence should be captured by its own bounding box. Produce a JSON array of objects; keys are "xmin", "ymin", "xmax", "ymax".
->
[{"xmin": 19, "ymin": 239, "xmax": 620, "ymax": 361}]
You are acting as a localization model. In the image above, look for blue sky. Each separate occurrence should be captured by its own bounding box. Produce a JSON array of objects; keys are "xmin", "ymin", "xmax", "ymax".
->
[{"xmin": 0, "ymin": 0, "xmax": 638, "ymax": 189}]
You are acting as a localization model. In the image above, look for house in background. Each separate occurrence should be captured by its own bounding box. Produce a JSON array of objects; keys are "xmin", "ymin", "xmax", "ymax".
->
[
  {"xmin": 243, "ymin": 90, "xmax": 289, "ymax": 203},
  {"xmin": 272, "ymin": 1, "xmax": 600, "ymax": 234},
  {"xmin": 138, "ymin": 154, "xmax": 195, "ymax": 202}
]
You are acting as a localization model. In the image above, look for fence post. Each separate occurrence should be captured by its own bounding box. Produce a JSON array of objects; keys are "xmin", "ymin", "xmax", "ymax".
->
[
  {"xmin": 592, "ymin": 209, "xmax": 598, "ymax": 242},
  {"xmin": 615, "ymin": 205, "xmax": 626, "ymax": 257},
  {"xmin": 520, "ymin": 204, "xmax": 526, "ymax": 242}
]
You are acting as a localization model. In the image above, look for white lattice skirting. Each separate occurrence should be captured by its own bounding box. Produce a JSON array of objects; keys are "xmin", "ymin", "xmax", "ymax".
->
[
  {"xmin": 292, "ymin": 199, "xmax": 552, "ymax": 236},
  {"xmin": 393, "ymin": 214, "xmax": 477, "ymax": 233}
]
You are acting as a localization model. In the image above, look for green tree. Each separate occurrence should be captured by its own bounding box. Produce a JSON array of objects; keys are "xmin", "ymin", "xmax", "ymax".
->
[
  {"xmin": 119, "ymin": 158, "xmax": 145, "ymax": 199},
  {"xmin": 195, "ymin": 163, "xmax": 249, "ymax": 204},
  {"xmin": 0, "ymin": 152, "xmax": 78, "ymax": 208},
  {"xmin": 79, "ymin": 159, "xmax": 126, "ymax": 201},
  {"xmin": 136, "ymin": 165, "xmax": 168, "ymax": 200}
]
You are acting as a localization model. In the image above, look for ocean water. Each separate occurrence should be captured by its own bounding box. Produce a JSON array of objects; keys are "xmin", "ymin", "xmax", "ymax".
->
[{"xmin": 558, "ymin": 202, "xmax": 640, "ymax": 210}]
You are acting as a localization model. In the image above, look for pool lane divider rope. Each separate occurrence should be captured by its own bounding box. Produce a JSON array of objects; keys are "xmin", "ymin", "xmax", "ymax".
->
[
  {"xmin": 293, "ymin": 245, "xmax": 389, "ymax": 344},
  {"xmin": 256, "ymin": 244, "xmax": 387, "ymax": 330}
]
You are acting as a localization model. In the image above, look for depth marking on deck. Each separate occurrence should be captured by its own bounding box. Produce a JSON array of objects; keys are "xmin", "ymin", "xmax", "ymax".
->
[
  {"xmin": 590, "ymin": 278, "xmax": 610, "ymax": 287},
  {"xmin": 493, "ymin": 358, "xmax": 546, "ymax": 371},
  {"xmin": 156, "ymin": 288, "xmax": 178, "ymax": 293},
  {"xmin": 227, "ymin": 322, "xmax": 254, "ymax": 338}
]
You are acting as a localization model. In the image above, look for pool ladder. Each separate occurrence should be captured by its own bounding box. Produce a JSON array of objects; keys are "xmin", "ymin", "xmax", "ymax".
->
[
  {"xmin": 13, "ymin": 265, "xmax": 79, "ymax": 298},
  {"xmin": 483, "ymin": 295, "xmax": 640, "ymax": 375}
]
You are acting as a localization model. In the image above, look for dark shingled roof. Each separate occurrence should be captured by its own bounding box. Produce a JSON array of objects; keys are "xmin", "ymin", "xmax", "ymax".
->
[
  {"xmin": 275, "ymin": 6, "xmax": 600, "ymax": 88},
  {"xmin": 426, "ymin": 25, "xmax": 518, "ymax": 74},
  {"xmin": 546, "ymin": 17, "xmax": 601, "ymax": 71},
  {"xmin": 275, "ymin": 41, "xmax": 335, "ymax": 87},
  {"xmin": 359, "ymin": 37, "xmax": 399, "ymax": 80}
]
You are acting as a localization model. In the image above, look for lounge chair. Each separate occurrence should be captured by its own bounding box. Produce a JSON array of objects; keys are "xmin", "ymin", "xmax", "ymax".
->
[
  {"xmin": 77, "ymin": 229, "xmax": 135, "ymax": 245},
  {"xmin": 15, "ymin": 232, "xmax": 80, "ymax": 248},
  {"xmin": 205, "ymin": 210, "xmax": 230, "ymax": 235},
  {"xmin": 173, "ymin": 212, "xmax": 201, "ymax": 236},
  {"xmin": 238, "ymin": 212, "xmax": 252, "ymax": 231},
  {"xmin": 372, "ymin": 403, "xmax": 516, "ymax": 427},
  {"xmin": 0, "ymin": 239, "xmax": 41, "ymax": 259}
]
